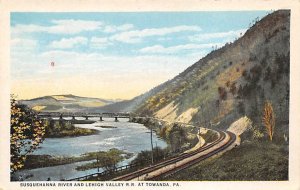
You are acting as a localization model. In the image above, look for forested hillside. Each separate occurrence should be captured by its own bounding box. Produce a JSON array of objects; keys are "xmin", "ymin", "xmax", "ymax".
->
[{"xmin": 134, "ymin": 10, "xmax": 289, "ymax": 141}]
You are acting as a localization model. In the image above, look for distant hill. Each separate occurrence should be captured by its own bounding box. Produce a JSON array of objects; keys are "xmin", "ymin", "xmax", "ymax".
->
[
  {"xmin": 19, "ymin": 94, "xmax": 120, "ymax": 112},
  {"xmin": 90, "ymin": 81, "xmax": 171, "ymax": 113},
  {"xmin": 121, "ymin": 10, "xmax": 290, "ymax": 136}
]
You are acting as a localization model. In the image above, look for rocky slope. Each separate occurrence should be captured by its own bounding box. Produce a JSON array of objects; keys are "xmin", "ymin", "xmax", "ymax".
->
[{"xmin": 132, "ymin": 10, "xmax": 290, "ymax": 140}]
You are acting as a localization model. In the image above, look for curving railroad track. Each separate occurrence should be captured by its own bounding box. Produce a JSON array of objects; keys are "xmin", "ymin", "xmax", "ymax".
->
[{"xmin": 113, "ymin": 130, "xmax": 237, "ymax": 181}]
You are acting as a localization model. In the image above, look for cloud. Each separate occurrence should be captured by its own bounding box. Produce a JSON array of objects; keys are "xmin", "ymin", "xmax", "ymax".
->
[
  {"xmin": 11, "ymin": 38, "xmax": 37, "ymax": 49},
  {"xmin": 111, "ymin": 25, "xmax": 202, "ymax": 43},
  {"xmin": 11, "ymin": 38, "xmax": 38, "ymax": 57},
  {"xmin": 90, "ymin": 37, "xmax": 112, "ymax": 49},
  {"xmin": 12, "ymin": 49, "xmax": 198, "ymax": 79},
  {"xmin": 189, "ymin": 29, "xmax": 246, "ymax": 42},
  {"xmin": 49, "ymin": 20, "xmax": 103, "ymax": 34},
  {"xmin": 49, "ymin": 37, "xmax": 88, "ymax": 49},
  {"xmin": 12, "ymin": 19, "xmax": 134, "ymax": 36},
  {"xmin": 103, "ymin": 24, "xmax": 134, "ymax": 33},
  {"xmin": 12, "ymin": 19, "xmax": 103, "ymax": 35},
  {"xmin": 139, "ymin": 43, "xmax": 223, "ymax": 54}
]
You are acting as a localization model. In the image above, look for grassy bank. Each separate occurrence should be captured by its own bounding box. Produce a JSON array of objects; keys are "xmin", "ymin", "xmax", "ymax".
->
[
  {"xmin": 44, "ymin": 119, "xmax": 98, "ymax": 138},
  {"xmin": 23, "ymin": 149, "xmax": 132, "ymax": 170},
  {"xmin": 161, "ymin": 140, "xmax": 288, "ymax": 181},
  {"xmin": 46, "ymin": 127, "xmax": 99, "ymax": 138},
  {"xmin": 23, "ymin": 155, "xmax": 87, "ymax": 169},
  {"xmin": 76, "ymin": 149, "xmax": 133, "ymax": 171}
]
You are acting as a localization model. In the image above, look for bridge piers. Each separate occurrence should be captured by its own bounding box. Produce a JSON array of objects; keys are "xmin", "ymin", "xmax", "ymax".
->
[{"xmin": 37, "ymin": 112, "xmax": 130, "ymax": 122}]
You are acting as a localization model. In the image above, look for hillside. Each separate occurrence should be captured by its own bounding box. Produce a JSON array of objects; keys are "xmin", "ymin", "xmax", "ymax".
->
[
  {"xmin": 19, "ymin": 94, "xmax": 119, "ymax": 112},
  {"xmin": 129, "ymin": 10, "xmax": 290, "ymax": 181},
  {"xmin": 91, "ymin": 81, "xmax": 171, "ymax": 113},
  {"xmin": 133, "ymin": 10, "xmax": 289, "ymax": 139}
]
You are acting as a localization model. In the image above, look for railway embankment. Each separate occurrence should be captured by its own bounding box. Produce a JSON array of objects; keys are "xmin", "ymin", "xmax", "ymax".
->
[{"xmin": 162, "ymin": 116, "xmax": 288, "ymax": 181}]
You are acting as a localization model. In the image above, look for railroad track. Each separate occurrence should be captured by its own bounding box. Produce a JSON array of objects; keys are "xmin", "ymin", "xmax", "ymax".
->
[{"xmin": 113, "ymin": 130, "xmax": 236, "ymax": 181}]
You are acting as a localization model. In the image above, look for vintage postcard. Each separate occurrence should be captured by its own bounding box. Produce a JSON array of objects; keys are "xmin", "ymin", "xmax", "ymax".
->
[{"xmin": 1, "ymin": 0, "xmax": 300, "ymax": 190}]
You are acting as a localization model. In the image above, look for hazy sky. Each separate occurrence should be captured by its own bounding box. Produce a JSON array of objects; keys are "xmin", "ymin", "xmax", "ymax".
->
[{"xmin": 11, "ymin": 11, "xmax": 268, "ymax": 100}]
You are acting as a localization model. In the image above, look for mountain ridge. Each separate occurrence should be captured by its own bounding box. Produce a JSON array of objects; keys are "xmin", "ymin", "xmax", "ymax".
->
[
  {"xmin": 128, "ymin": 10, "xmax": 289, "ymax": 136},
  {"xmin": 19, "ymin": 94, "xmax": 122, "ymax": 112}
]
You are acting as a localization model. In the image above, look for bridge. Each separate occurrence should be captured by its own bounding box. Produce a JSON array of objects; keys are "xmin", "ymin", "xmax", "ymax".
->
[{"xmin": 37, "ymin": 112, "xmax": 130, "ymax": 122}]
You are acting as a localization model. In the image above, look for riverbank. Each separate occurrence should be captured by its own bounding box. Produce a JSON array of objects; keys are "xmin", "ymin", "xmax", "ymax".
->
[
  {"xmin": 46, "ymin": 127, "xmax": 99, "ymax": 138},
  {"xmin": 130, "ymin": 117, "xmax": 198, "ymax": 153},
  {"xmin": 13, "ymin": 118, "xmax": 167, "ymax": 181},
  {"xmin": 22, "ymin": 149, "xmax": 132, "ymax": 170},
  {"xmin": 44, "ymin": 119, "xmax": 98, "ymax": 138},
  {"xmin": 76, "ymin": 149, "xmax": 133, "ymax": 171}
]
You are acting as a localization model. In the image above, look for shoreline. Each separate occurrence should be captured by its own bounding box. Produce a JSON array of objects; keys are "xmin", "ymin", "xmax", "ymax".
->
[{"xmin": 45, "ymin": 127, "xmax": 99, "ymax": 138}]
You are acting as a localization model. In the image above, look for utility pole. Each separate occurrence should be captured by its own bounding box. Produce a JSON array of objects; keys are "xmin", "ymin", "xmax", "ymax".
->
[
  {"xmin": 155, "ymin": 141, "xmax": 158, "ymax": 161},
  {"xmin": 97, "ymin": 155, "xmax": 99, "ymax": 173},
  {"xmin": 150, "ymin": 125, "xmax": 154, "ymax": 164}
]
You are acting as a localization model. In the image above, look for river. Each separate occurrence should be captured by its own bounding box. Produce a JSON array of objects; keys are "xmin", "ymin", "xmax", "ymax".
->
[{"xmin": 13, "ymin": 117, "xmax": 167, "ymax": 181}]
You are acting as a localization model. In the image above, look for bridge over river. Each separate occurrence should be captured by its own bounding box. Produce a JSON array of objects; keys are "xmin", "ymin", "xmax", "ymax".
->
[{"xmin": 37, "ymin": 112, "xmax": 131, "ymax": 122}]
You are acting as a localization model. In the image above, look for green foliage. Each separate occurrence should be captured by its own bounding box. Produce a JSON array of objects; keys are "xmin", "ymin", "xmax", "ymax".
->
[
  {"xmin": 44, "ymin": 105, "xmax": 62, "ymax": 111},
  {"xmin": 131, "ymin": 147, "xmax": 170, "ymax": 166},
  {"xmin": 44, "ymin": 119, "xmax": 96, "ymax": 138},
  {"xmin": 168, "ymin": 124, "xmax": 187, "ymax": 152},
  {"xmin": 162, "ymin": 141, "xmax": 288, "ymax": 181},
  {"xmin": 200, "ymin": 130, "xmax": 219, "ymax": 143},
  {"xmin": 251, "ymin": 125, "xmax": 265, "ymax": 139},
  {"xmin": 76, "ymin": 148, "xmax": 128, "ymax": 171}
]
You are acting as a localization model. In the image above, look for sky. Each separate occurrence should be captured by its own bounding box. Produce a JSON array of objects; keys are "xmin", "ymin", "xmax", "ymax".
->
[{"xmin": 11, "ymin": 11, "xmax": 269, "ymax": 100}]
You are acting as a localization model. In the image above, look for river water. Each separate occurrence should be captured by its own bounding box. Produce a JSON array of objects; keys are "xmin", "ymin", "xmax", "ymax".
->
[{"xmin": 13, "ymin": 118, "xmax": 167, "ymax": 181}]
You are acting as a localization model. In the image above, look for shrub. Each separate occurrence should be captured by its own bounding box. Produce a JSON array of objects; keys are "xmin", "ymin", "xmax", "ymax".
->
[
  {"xmin": 242, "ymin": 70, "xmax": 248, "ymax": 78},
  {"xmin": 264, "ymin": 66, "xmax": 272, "ymax": 81},
  {"xmin": 131, "ymin": 147, "xmax": 169, "ymax": 165},
  {"xmin": 249, "ymin": 65, "xmax": 262, "ymax": 83},
  {"xmin": 225, "ymin": 80, "xmax": 230, "ymax": 87},
  {"xmin": 218, "ymin": 87, "xmax": 227, "ymax": 100},
  {"xmin": 237, "ymin": 102, "xmax": 245, "ymax": 115},
  {"xmin": 229, "ymin": 82, "xmax": 237, "ymax": 96}
]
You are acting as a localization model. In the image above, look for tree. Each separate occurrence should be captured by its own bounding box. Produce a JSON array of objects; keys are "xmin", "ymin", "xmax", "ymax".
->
[
  {"xmin": 169, "ymin": 124, "xmax": 186, "ymax": 152},
  {"xmin": 131, "ymin": 147, "xmax": 167, "ymax": 165},
  {"xmin": 237, "ymin": 101, "xmax": 245, "ymax": 116},
  {"xmin": 262, "ymin": 101, "xmax": 275, "ymax": 141},
  {"xmin": 10, "ymin": 96, "xmax": 46, "ymax": 173},
  {"xmin": 218, "ymin": 87, "xmax": 227, "ymax": 100},
  {"xmin": 229, "ymin": 82, "xmax": 237, "ymax": 96},
  {"xmin": 99, "ymin": 148, "xmax": 123, "ymax": 170}
]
